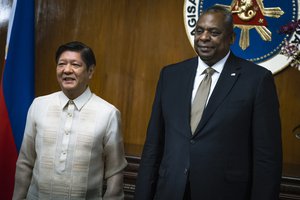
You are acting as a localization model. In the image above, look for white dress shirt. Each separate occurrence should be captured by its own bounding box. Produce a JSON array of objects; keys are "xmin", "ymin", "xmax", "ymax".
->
[
  {"xmin": 13, "ymin": 87, "xmax": 127, "ymax": 200},
  {"xmin": 191, "ymin": 51, "xmax": 231, "ymax": 104}
]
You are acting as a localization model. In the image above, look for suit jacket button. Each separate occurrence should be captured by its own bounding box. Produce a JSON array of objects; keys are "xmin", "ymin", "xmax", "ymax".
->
[
  {"xmin": 184, "ymin": 168, "xmax": 189, "ymax": 175},
  {"xmin": 190, "ymin": 139, "xmax": 195, "ymax": 144}
]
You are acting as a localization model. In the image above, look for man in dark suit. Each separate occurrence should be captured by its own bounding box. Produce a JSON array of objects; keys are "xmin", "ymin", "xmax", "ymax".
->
[{"xmin": 134, "ymin": 5, "xmax": 282, "ymax": 200}]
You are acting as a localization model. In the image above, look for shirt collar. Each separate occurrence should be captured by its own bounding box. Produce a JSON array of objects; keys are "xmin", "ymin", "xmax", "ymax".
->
[
  {"xmin": 197, "ymin": 51, "xmax": 230, "ymax": 75},
  {"xmin": 59, "ymin": 87, "xmax": 93, "ymax": 110}
]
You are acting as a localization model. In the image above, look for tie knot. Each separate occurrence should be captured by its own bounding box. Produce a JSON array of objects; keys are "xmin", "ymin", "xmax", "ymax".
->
[{"xmin": 203, "ymin": 67, "xmax": 215, "ymax": 76}]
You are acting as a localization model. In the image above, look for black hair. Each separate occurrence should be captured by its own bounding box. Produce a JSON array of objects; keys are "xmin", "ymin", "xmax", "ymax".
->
[
  {"xmin": 201, "ymin": 5, "xmax": 234, "ymax": 33},
  {"xmin": 55, "ymin": 41, "xmax": 96, "ymax": 69}
]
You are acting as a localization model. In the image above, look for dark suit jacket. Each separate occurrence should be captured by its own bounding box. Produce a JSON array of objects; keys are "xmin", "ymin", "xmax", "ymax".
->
[{"xmin": 134, "ymin": 53, "xmax": 282, "ymax": 200}]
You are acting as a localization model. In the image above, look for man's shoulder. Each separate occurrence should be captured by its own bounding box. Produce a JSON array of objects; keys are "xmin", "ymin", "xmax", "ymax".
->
[
  {"xmin": 33, "ymin": 91, "xmax": 60, "ymax": 103},
  {"xmin": 28, "ymin": 92, "xmax": 60, "ymax": 112},
  {"xmin": 165, "ymin": 57, "xmax": 197, "ymax": 68},
  {"xmin": 229, "ymin": 53, "xmax": 271, "ymax": 75},
  {"xmin": 89, "ymin": 94, "xmax": 119, "ymax": 113},
  {"xmin": 161, "ymin": 57, "xmax": 197, "ymax": 74}
]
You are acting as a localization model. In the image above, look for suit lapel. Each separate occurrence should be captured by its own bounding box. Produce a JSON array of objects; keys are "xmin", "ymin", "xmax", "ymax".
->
[
  {"xmin": 193, "ymin": 53, "xmax": 241, "ymax": 136},
  {"xmin": 183, "ymin": 58, "xmax": 198, "ymax": 134}
]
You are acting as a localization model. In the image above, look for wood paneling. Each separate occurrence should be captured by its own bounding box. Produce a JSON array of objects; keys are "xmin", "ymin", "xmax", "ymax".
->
[
  {"xmin": 0, "ymin": 1, "xmax": 12, "ymax": 77},
  {"xmin": 275, "ymin": 67, "xmax": 300, "ymax": 166}
]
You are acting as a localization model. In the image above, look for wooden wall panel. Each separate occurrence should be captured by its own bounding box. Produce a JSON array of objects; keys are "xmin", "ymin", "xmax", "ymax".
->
[
  {"xmin": 0, "ymin": 0, "xmax": 299, "ymax": 178},
  {"xmin": 275, "ymin": 67, "xmax": 300, "ymax": 175},
  {"xmin": 0, "ymin": 1, "xmax": 12, "ymax": 78}
]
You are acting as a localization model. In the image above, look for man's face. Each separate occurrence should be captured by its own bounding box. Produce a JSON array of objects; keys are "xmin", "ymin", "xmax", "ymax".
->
[
  {"xmin": 56, "ymin": 51, "xmax": 94, "ymax": 99},
  {"xmin": 194, "ymin": 12, "xmax": 235, "ymax": 66}
]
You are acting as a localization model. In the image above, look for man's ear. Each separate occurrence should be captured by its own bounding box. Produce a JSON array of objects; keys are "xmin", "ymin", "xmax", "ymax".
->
[
  {"xmin": 230, "ymin": 31, "xmax": 236, "ymax": 45},
  {"xmin": 88, "ymin": 65, "xmax": 95, "ymax": 79}
]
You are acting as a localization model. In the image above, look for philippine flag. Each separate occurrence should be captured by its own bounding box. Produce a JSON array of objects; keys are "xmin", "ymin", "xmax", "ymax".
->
[{"xmin": 0, "ymin": 0, "xmax": 34, "ymax": 199}]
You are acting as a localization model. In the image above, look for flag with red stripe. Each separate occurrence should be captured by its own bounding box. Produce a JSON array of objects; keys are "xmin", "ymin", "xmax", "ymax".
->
[{"xmin": 0, "ymin": 0, "xmax": 34, "ymax": 199}]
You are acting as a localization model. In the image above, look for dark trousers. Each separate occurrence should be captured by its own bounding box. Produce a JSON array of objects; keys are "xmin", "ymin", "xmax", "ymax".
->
[{"xmin": 183, "ymin": 180, "xmax": 191, "ymax": 200}]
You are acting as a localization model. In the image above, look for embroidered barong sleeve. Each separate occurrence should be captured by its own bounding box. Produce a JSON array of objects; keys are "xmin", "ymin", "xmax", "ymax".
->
[
  {"xmin": 103, "ymin": 109, "xmax": 127, "ymax": 200},
  {"xmin": 13, "ymin": 100, "xmax": 37, "ymax": 200}
]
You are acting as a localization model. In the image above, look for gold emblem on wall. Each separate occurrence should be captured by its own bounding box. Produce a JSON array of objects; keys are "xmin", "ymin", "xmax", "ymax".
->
[{"xmin": 218, "ymin": 0, "xmax": 284, "ymax": 50}]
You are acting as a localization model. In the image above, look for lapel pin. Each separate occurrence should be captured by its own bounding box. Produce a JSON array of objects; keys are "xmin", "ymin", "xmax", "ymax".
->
[{"xmin": 231, "ymin": 73, "xmax": 236, "ymax": 76}]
